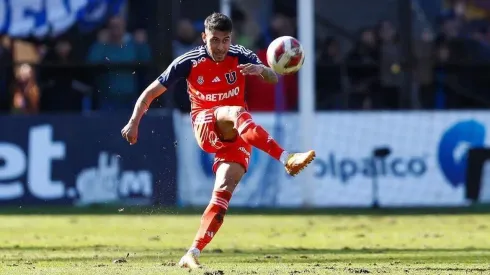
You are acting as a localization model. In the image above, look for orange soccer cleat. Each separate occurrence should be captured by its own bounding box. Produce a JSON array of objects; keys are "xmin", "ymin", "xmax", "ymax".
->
[{"xmin": 284, "ymin": 150, "xmax": 316, "ymax": 176}]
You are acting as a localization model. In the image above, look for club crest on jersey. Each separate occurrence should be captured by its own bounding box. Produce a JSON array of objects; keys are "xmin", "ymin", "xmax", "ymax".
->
[
  {"xmin": 197, "ymin": 76, "xmax": 204, "ymax": 85},
  {"xmin": 225, "ymin": 71, "xmax": 237, "ymax": 84}
]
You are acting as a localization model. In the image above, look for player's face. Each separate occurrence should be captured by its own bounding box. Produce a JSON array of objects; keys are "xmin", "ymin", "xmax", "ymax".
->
[{"xmin": 202, "ymin": 30, "xmax": 231, "ymax": 62}]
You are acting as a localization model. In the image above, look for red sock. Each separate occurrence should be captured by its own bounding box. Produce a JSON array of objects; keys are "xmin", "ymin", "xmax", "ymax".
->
[
  {"xmin": 192, "ymin": 190, "xmax": 232, "ymax": 251},
  {"xmin": 235, "ymin": 111, "xmax": 285, "ymax": 160}
]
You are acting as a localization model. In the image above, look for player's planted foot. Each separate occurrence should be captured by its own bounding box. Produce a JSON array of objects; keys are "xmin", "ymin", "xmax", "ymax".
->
[
  {"xmin": 284, "ymin": 150, "xmax": 316, "ymax": 176},
  {"xmin": 178, "ymin": 248, "xmax": 201, "ymax": 269}
]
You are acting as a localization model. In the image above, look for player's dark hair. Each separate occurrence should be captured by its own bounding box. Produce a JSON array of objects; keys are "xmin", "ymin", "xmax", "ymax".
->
[{"xmin": 204, "ymin": 12, "xmax": 233, "ymax": 33}]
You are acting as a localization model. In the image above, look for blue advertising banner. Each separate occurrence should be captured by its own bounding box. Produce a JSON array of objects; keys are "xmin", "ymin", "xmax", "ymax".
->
[
  {"xmin": 0, "ymin": 113, "xmax": 177, "ymax": 206},
  {"xmin": 0, "ymin": 0, "xmax": 125, "ymax": 38},
  {"xmin": 174, "ymin": 111, "xmax": 490, "ymax": 208}
]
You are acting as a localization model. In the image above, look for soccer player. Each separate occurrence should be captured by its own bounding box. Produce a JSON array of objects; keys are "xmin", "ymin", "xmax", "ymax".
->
[{"xmin": 121, "ymin": 12, "xmax": 315, "ymax": 269}]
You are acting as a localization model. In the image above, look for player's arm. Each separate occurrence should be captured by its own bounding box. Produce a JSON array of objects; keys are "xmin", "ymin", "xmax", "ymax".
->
[
  {"xmin": 128, "ymin": 80, "xmax": 166, "ymax": 126},
  {"xmin": 130, "ymin": 58, "xmax": 191, "ymax": 124},
  {"xmin": 122, "ymin": 56, "xmax": 191, "ymax": 144},
  {"xmin": 237, "ymin": 45, "xmax": 278, "ymax": 84},
  {"xmin": 258, "ymin": 65, "xmax": 279, "ymax": 84}
]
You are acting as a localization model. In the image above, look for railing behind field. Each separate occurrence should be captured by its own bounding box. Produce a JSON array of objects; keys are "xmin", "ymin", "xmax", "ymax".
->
[
  {"xmin": 315, "ymin": 62, "xmax": 490, "ymax": 111},
  {"xmin": 1, "ymin": 61, "xmax": 490, "ymax": 113}
]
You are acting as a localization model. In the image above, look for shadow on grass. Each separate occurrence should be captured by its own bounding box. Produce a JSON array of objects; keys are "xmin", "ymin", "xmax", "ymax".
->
[
  {"xmin": 2, "ymin": 245, "xmax": 490, "ymax": 254},
  {"xmin": 3, "ymin": 247, "xmax": 490, "ymax": 265},
  {"xmin": 1, "ymin": 205, "xmax": 490, "ymax": 216}
]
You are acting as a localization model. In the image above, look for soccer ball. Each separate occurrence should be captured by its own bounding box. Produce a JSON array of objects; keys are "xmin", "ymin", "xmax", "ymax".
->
[{"xmin": 266, "ymin": 36, "xmax": 305, "ymax": 75}]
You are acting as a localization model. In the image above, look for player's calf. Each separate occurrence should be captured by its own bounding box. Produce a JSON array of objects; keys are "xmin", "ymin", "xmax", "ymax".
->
[
  {"xmin": 192, "ymin": 163, "xmax": 243, "ymax": 251},
  {"xmin": 190, "ymin": 189, "xmax": 231, "ymax": 252},
  {"xmin": 181, "ymin": 163, "xmax": 244, "ymax": 269},
  {"xmin": 180, "ymin": 190, "xmax": 230, "ymax": 269}
]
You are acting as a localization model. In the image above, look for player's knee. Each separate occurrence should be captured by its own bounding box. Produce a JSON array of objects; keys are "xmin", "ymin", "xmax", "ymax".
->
[
  {"xmin": 216, "ymin": 106, "xmax": 247, "ymax": 122},
  {"xmin": 215, "ymin": 107, "xmax": 248, "ymax": 140},
  {"xmin": 227, "ymin": 106, "xmax": 247, "ymax": 121}
]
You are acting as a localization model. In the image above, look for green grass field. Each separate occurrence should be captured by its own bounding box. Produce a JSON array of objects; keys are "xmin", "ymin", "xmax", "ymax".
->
[{"xmin": 1, "ymin": 207, "xmax": 490, "ymax": 274}]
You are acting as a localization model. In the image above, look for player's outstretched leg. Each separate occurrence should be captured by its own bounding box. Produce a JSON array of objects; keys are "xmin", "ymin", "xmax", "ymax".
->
[
  {"xmin": 179, "ymin": 162, "xmax": 244, "ymax": 269},
  {"xmin": 215, "ymin": 106, "xmax": 315, "ymax": 176}
]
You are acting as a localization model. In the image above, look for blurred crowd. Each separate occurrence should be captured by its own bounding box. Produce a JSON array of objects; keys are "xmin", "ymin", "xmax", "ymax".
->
[
  {"xmin": 315, "ymin": 0, "xmax": 490, "ymax": 110},
  {"xmin": 1, "ymin": 0, "xmax": 490, "ymax": 115},
  {"xmin": 0, "ymin": 15, "xmax": 152, "ymax": 114}
]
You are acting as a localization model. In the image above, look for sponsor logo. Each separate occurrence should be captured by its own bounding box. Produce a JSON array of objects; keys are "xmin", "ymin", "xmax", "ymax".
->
[
  {"xmin": 76, "ymin": 152, "xmax": 152, "ymax": 205},
  {"xmin": 438, "ymin": 120, "xmax": 485, "ymax": 187},
  {"xmin": 314, "ymin": 153, "xmax": 428, "ymax": 183},
  {"xmin": 0, "ymin": 125, "xmax": 153, "ymax": 203},
  {"xmin": 0, "ymin": 125, "xmax": 66, "ymax": 200},
  {"xmin": 191, "ymin": 57, "xmax": 206, "ymax": 68},
  {"xmin": 202, "ymin": 87, "xmax": 240, "ymax": 102}
]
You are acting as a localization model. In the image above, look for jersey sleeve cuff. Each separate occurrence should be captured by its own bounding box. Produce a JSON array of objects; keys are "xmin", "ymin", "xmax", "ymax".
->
[{"xmin": 157, "ymin": 75, "xmax": 167, "ymax": 87}]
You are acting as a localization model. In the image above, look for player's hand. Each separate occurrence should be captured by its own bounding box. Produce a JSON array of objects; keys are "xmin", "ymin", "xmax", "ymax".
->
[
  {"xmin": 121, "ymin": 121, "xmax": 139, "ymax": 145},
  {"xmin": 238, "ymin": 63, "xmax": 264, "ymax": 76}
]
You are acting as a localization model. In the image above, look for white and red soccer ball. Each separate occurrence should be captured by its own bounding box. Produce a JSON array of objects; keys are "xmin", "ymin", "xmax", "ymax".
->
[{"xmin": 266, "ymin": 36, "xmax": 305, "ymax": 75}]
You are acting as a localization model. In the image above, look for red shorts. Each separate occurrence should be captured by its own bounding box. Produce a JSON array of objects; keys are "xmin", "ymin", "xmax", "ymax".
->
[{"xmin": 192, "ymin": 108, "xmax": 252, "ymax": 173}]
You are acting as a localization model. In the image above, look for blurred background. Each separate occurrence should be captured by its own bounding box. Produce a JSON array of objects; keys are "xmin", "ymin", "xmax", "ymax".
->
[{"xmin": 2, "ymin": 0, "xmax": 490, "ymax": 209}]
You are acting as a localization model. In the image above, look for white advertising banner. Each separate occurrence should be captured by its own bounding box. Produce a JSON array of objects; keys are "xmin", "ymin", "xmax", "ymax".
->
[{"xmin": 174, "ymin": 111, "xmax": 490, "ymax": 208}]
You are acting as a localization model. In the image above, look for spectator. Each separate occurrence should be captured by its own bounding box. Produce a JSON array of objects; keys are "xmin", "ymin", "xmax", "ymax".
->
[
  {"xmin": 246, "ymin": 14, "xmax": 298, "ymax": 111},
  {"xmin": 40, "ymin": 39, "xmax": 92, "ymax": 112},
  {"xmin": 466, "ymin": 21, "xmax": 490, "ymax": 60},
  {"xmin": 376, "ymin": 20, "xmax": 402, "ymax": 109},
  {"xmin": 11, "ymin": 64, "xmax": 40, "ymax": 114},
  {"xmin": 0, "ymin": 36, "xmax": 13, "ymax": 112},
  {"xmin": 173, "ymin": 19, "xmax": 198, "ymax": 58},
  {"xmin": 231, "ymin": 8, "xmax": 251, "ymax": 47},
  {"xmin": 438, "ymin": 16, "xmax": 463, "ymax": 41},
  {"xmin": 316, "ymin": 37, "xmax": 343, "ymax": 109},
  {"xmin": 436, "ymin": 12, "xmax": 488, "ymax": 109},
  {"xmin": 464, "ymin": 22, "xmax": 490, "ymax": 106},
  {"xmin": 172, "ymin": 19, "xmax": 198, "ymax": 112},
  {"xmin": 346, "ymin": 28, "xmax": 379, "ymax": 109},
  {"xmin": 443, "ymin": 0, "xmax": 468, "ymax": 23},
  {"xmin": 132, "ymin": 29, "xmax": 153, "ymax": 93},
  {"xmin": 436, "ymin": 41, "xmax": 452, "ymax": 64},
  {"xmin": 317, "ymin": 37, "xmax": 343, "ymax": 64},
  {"xmin": 87, "ymin": 16, "xmax": 151, "ymax": 110},
  {"xmin": 437, "ymin": 16, "xmax": 469, "ymax": 64},
  {"xmin": 231, "ymin": 7, "xmax": 260, "ymax": 50},
  {"xmin": 433, "ymin": 38, "xmax": 464, "ymax": 109},
  {"xmin": 414, "ymin": 28, "xmax": 436, "ymax": 109},
  {"xmin": 256, "ymin": 13, "xmax": 296, "ymax": 48},
  {"xmin": 134, "ymin": 29, "xmax": 152, "ymax": 58},
  {"xmin": 443, "ymin": 0, "xmax": 490, "ymax": 21}
]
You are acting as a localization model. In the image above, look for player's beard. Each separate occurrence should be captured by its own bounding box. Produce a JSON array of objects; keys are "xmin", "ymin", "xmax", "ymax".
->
[{"xmin": 213, "ymin": 51, "xmax": 226, "ymax": 61}]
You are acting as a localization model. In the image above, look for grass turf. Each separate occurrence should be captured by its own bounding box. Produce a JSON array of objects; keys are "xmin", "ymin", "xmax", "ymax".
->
[{"xmin": 0, "ymin": 207, "xmax": 490, "ymax": 274}]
